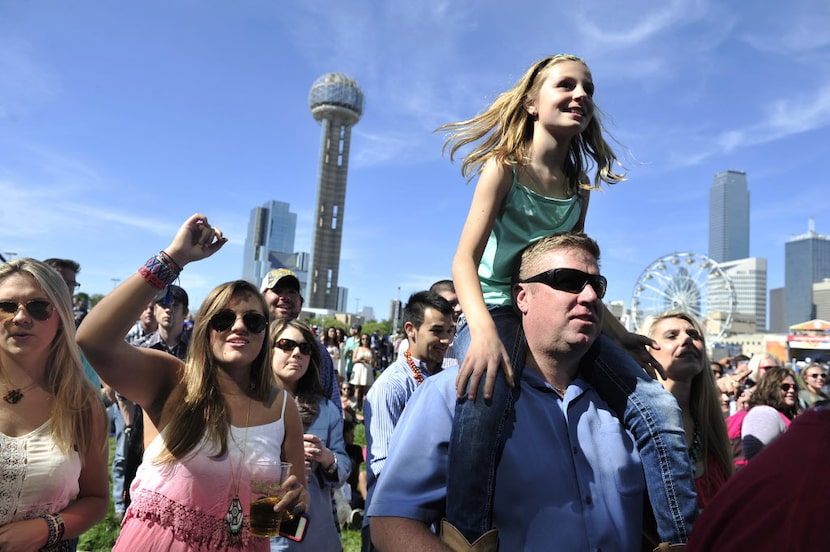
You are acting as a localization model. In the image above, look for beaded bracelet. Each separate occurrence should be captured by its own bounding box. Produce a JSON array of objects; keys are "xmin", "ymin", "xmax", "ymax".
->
[
  {"xmin": 39, "ymin": 512, "xmax": 65, "ymax": 548},
  {"xmin": 138, "ymin": 252, "xmax": 182, "ymax": 290},
  {"xmin": 54, "ymin": 513, "xmax": 65, "ymax": 543},
  {"xmin": 159, "ymin": 250, "xmax": 183, "ymax": 272}
]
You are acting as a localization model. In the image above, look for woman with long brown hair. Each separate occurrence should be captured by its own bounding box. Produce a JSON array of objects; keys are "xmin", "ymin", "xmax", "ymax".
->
[
  {"xmin": 270, "ymin": 320, "xmax": 349, "ymax": 551},
  {"xmin": 78, "ymin": 214, "xmax": 307, "ymax": 551}
]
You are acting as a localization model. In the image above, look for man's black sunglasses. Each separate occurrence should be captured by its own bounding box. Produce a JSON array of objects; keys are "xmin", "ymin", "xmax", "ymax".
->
[
  {"xmin": 209, "ymin": 310, "xmax": 268, "ymax": 334},
  {"xmin": 0, "ymin": 300, "xmax": 53, "ymax": 321},
  {"xmin": 520, "ymin": 268, "xmax": 607, "ymax": 299}
]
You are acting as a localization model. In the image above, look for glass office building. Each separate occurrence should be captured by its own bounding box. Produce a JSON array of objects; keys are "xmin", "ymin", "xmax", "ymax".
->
[{"xmin": 709, "ymin": 170, "xmax": 750, "ymax": 263}]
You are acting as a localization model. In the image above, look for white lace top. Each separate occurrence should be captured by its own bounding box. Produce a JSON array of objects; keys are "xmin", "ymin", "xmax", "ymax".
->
[{"xmin": 0, "ymin": 421, "xmax": 81, "ymax": 525}]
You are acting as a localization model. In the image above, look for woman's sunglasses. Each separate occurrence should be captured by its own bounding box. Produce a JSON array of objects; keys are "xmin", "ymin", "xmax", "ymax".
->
[
  {"xmin": 520, "ymin": 268, "xmax": 607, "ymax": 299},
  {"xmin": 781, "ymin": 383, "xmax": 798, "ymax": 392},
  {"xmin": 209, "ymin": 310, "xmax": 268, "ymax": 334},
  {"xmin": 274, "ymin": 338, "xmax": 312, "ymax": 355},
  {"xmin": 0, "ymin": 300, "xmax": 53, "ymax": 321}
]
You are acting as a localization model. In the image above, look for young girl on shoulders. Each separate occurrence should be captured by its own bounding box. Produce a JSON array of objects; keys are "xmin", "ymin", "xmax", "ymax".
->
[{"xmin": 440, "ymin": 55, "xmax": 697, "ymax": 550}]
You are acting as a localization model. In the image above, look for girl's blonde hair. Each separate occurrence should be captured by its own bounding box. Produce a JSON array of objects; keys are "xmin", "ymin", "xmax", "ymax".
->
[
  {"xmin": 640, "ymin": 311, "xmax": 733, "ymax": 479},
  {"xmin": 438, "ymin": 54, "xmax": 625, "ymax": 192},
  {"xmin": 0, "ymin": 259, "xmax": 105, "ymax": 463},
  {"xmin": 157, "ymin": 280, "xmax": 274, "ymax": 463}
]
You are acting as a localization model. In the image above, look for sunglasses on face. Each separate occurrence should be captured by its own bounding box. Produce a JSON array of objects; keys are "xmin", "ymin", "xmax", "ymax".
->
[
  {"xmin": 520, "ymin": 268, "xmax": 607, "ymax": 299},
  {"xmin": 808, "ymin": 373, "xmax": 827, "ymax": 379},
  {"xmin": 0, "ymin": 300, "xmax": 53, "ymax": 321},
  {"xmin": 274, "ymin": 338, "xmax": 312, "ymax": 355},
  {"xmin": 209, "ymin": 310, "xmax": 268, "ymax": 334},
  {"xmin": 781, "ymin": 383, "xmax": 797, "ymax": 392}
]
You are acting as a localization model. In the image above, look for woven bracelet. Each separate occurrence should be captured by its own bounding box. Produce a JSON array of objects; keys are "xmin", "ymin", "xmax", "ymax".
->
[{"xmin": 138, "ymin": 253, "xmax": 180, "ymax": 290}]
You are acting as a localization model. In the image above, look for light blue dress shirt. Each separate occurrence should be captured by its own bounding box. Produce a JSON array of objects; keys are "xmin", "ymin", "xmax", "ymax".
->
[{"xmin": 369, "ymin": 365, "xmax": 645, "ymax": 551}]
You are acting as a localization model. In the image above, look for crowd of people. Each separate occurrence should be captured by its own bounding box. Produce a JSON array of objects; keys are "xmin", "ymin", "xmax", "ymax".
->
[
  {"xmin": 4, "ymin": 240, "xmax": 826, "ymax": 552},
  {"xmin": 3, "ymin": 52, "xmax": 828, "ymax": 552}
]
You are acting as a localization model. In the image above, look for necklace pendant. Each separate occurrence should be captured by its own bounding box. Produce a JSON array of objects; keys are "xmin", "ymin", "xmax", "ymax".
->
[
  {"xmin": 4, "ymin": 389, "xmax": 23, "ymax": 404},
  {"xmin": 226, "ymin": 497, "xmax": 244, "ymax": 542}
]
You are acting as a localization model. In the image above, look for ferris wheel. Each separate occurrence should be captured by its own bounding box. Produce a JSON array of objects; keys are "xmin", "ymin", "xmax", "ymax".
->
[{"xmin": 630, "ymin": 252, "xmax": 736, "ymax": 343}]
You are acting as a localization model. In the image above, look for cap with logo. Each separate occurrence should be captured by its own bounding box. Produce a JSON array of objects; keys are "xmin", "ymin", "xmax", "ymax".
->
[
  {"xmin": 153, "ymin": 284, "xmax": 189, "ymax": 308},
  {"xmin": 260, "ymin": 269, "xmax": 301, "ymax": 294}
]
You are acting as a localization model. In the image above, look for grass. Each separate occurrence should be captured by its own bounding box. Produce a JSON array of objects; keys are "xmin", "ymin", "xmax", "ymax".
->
[{"xmin": 79, "ymin": 422, "xmax": 367, "ymax": 551}]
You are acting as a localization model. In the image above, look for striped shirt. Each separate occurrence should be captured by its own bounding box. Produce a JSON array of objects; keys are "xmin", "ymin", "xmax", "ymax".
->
[{"xmin": 362, "ymin": 354, "xmax": 439, "ymax": 528}]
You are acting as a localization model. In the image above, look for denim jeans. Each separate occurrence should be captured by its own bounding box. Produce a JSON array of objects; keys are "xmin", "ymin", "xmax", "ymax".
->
[
  {"xmin": 108, "ymin": 402, "xmax": 127, "ymax": 514},
  {"xmin": 446, "ymin": 306, "xmax": 698, "ymax": 544}
]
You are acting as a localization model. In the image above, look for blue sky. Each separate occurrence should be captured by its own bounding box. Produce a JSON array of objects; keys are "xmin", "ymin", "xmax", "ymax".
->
[{"xmin": 2, "ymin": 0, "xmax": 829, "ymax": 321}]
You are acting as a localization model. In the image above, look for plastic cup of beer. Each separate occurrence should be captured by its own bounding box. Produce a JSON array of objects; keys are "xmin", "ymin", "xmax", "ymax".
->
[{"xmin": 249, "ymin": 459, "xmax": 292, "ymax": 537}]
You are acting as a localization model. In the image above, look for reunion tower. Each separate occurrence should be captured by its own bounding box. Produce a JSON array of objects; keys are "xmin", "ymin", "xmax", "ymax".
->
[{"xmin": 307, "ymin": 73, "xmax": 364, "ymax": 310}]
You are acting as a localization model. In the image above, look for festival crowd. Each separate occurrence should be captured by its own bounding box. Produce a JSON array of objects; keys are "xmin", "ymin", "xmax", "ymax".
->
[{"xmin": 3, "ymin": 54, "xmax": 827, "ymax": 552}]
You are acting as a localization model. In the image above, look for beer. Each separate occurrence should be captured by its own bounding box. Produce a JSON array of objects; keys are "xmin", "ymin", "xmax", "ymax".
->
[{"xmin": 249, "ymin": 496, "xmax": 282, "ymax": 537}]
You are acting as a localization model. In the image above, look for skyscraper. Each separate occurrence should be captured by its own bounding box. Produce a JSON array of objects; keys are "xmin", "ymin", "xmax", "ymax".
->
[
  {"xmin": 709, "ymin": 170, "xmax": 750, "ymax": 263},
  {"xmin": 307, "ymin": 73, "xmax": 364, "ymax": 310},
  {"xmin": 242, "ymin": 200, "xmax": 308, "ymax": 289},
  {"xmin": 710, "ymin": 257, "xmax": 768, "ymax": 332},
  {"xmin": 785, "ymin": 219, "xmax": 830, "ymax": 327}
]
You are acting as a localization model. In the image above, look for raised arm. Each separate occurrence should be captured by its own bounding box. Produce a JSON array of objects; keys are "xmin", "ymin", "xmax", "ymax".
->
[
  {"xmin": 78, "ymin": 214, "xmax": 227, "ymax": 413},
  {"xmin": 451, "ymin": 159, "xmax": 514, "ymax": 399}
]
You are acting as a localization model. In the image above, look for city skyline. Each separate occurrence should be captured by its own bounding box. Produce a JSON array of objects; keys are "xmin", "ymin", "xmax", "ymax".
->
[{"xmin": 2, "ymin": 1, "xmax": 829, "ymax": 317}]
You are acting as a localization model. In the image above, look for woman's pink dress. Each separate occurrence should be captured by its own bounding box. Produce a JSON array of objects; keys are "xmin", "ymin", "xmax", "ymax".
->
[{"xmin": 115, "ymin": 393, "xmax": 287, "ymax": 551}]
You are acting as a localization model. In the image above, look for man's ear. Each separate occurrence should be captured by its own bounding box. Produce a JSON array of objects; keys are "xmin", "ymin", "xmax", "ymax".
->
[
  {"xmin": 403, "ymin": 321, "xmax": 416, "ymax": 340},
  {"xmin": 514, "ymin": 283, "xmax": 530, "ymax": 314}
]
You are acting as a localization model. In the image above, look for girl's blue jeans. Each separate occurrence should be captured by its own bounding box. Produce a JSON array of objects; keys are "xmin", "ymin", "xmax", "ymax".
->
[{"xmin": 446, "ymin": 306, "xmax": 698, "ymax": 544}]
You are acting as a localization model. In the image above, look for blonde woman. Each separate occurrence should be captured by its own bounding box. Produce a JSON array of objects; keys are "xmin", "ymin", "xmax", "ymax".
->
[
  {"xmin": 0, "ymin": 258, "xmax": 108, "ymax": 551},
  {"xmin": 640, "ymin": 311, "xmax": 733, "ymax": 509},
  {"xmin": 799, "ymin": 363, "xmax": 828, "ymax": 409}
]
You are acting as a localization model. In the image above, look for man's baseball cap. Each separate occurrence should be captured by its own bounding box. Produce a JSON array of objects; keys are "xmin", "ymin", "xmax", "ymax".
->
[
  {"xmin": 260, "ymin": 269, "xmax": 301, "ymax": 294},
  {"xmin": 153, "ymin": 284, "xmax": 189, "ymax": 308}
]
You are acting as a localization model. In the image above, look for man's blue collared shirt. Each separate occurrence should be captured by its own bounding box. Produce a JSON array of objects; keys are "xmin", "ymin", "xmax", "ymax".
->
[{"xmin": 369, "ymin": 365, "xmax": 645, "ymax": 551}]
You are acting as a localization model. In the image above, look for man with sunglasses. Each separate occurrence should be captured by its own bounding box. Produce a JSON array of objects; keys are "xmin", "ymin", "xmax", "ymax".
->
[
  {"xmin": 362, "ymin": 290, "xmax": 454, "ymax": 552},
  {"xmin": 260, "ymin": 268, "xmax": 341, "ymax": 413},
  {"xmin": 370, "ymin": 233, "xmax": 647, "ymax": 552}
]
